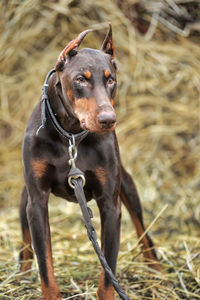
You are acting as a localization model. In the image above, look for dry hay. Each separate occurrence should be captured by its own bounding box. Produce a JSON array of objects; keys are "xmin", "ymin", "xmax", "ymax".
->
[{"xmin": 0, "ymin": 0, "xmax": 200, "ymax": 299}]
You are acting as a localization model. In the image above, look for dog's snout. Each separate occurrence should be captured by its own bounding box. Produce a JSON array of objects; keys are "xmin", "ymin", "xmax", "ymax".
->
[{"xmin": 97, "ymin": 112, "xmax": 116, "ymax": 129}]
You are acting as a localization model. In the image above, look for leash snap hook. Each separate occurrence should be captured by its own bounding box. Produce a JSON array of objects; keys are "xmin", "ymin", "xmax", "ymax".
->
[
  {"xmin": 68, "ymin": 134, "xmax": 86, "ymax": 189},
  {"xmin": 68, "ymin": 167, "xmax": 86, "ymax": 189},
  {"xmin": 68, "ymin": 134, "xmax": 77, "ymax": 168}
]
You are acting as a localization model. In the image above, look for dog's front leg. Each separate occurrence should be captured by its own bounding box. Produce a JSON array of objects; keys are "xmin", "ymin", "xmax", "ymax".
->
[
  {"xmin": 26, "ymin": 187, "xmax": 61, "ymax": 300},
  {"xmin": 96, "ymin": 196, "xmax": 121, "ymax": 300}
]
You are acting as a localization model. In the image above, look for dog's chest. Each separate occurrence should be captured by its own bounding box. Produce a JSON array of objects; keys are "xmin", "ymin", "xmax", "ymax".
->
[{"xmin": 50, "ymin": 137, "xmax": 120, "ymax": 202}]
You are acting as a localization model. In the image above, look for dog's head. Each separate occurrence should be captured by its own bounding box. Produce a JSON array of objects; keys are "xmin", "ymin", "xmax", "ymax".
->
[{"xmin": 55, "ymin": 25, "xmax": 118, "ymax": 134}]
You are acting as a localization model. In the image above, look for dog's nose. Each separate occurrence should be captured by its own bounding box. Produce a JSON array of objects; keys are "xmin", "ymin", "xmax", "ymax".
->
[{"xmin": 97, "ymin": 112, "xmax": 116, "ymax": 129}]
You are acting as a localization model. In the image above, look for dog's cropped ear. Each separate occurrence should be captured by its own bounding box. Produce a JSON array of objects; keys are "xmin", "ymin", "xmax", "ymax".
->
[
  {"xmin": 101, "ymin": 24, "xmax": 114, "ymax": 58},
  {"xmin": 56, "ymin": 29, "xmax": 92, "ymax": 71}
]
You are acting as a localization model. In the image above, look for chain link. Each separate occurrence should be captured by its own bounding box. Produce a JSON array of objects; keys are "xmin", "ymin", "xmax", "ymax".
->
[
  {"xmin": 68, "ymin": 134, "xmax": 86, "ymax": 188},
  {"xmin": 68, "ymin": 135, "xmax": 78, "ymax": 168}
]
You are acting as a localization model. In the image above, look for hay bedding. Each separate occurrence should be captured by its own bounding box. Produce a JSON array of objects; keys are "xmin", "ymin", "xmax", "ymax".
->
[{"xmin": 0, "ymin": 0, "xmax": 200, "ymax": 299}]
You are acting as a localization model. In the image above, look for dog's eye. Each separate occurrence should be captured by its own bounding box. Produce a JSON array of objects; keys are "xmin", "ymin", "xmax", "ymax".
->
[
  {"xmin": 76, "ymin": 75, "xmax": 86, "ymax": 84},
  {"xmin": 107, "ymin": 77, "xmax": 115, "ymax": 85}
]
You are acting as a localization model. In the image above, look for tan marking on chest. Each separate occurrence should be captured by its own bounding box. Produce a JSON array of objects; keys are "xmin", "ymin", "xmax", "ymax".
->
[
  {"xmin": 95, "ymin": 167, "xmax": 107, "ymax": 185},
  {"xmin": 32, "ymin": 159, "xmax": 48, "ymax": 178}
]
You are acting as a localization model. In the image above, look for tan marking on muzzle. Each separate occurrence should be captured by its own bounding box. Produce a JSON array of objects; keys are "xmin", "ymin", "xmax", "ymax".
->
[{"xmin": 74, "ymin": 97, "xmax": 99, "ymax": 132}]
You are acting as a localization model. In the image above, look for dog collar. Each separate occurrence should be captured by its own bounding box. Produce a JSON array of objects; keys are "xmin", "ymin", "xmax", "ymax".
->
[{"xmin": 36, "ymin": 69, "xmax": 89, "ymax": 143}]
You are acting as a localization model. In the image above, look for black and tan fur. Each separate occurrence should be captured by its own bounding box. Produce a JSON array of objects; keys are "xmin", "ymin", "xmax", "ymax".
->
[{"xmin": 19, "ymin": 25, "xmax": 161, "ymax": 300}]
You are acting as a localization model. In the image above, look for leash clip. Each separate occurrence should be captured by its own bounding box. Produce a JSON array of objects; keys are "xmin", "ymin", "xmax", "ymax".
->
[
  {"xmin": 68, "ymin": 134, "xmax": 86, "ymax": 189},
  {"xmin": 68, "ymin": 134, "xmax": 77, "ymax": 168},
  {"xmin": 68, "ymin": 171, "xmax": 86, "ymax": 189}
]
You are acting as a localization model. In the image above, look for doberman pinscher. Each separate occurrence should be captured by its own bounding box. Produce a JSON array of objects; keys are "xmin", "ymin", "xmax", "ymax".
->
[{"xmin": 19, "ymin": 25, "xmax": 161, "ymax": 300}]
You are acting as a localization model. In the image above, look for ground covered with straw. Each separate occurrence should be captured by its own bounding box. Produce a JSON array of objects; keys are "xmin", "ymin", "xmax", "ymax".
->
[{"xmin": 0, "ymin": 0, "xmax": 200, "ymax": 299}]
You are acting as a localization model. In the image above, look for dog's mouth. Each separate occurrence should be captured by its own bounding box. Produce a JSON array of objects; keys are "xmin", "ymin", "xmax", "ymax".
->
[
  {"xmin": 80, "ymin": 118, "xmax": 116, "ymax": 133},
  {"xmin": 80, "ymin": 119, "xmax": 87, "ymax": 131}
]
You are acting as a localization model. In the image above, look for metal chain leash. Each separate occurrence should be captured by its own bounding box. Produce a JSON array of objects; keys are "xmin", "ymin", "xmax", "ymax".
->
[{"xmin": 67, "ymin": 135, "xmax": 130, "ymax": 300}]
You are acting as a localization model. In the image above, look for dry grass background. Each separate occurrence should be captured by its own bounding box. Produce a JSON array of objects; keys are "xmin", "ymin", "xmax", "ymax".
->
[{"xmin": 0, "ymin": 0, "xmax": 200, "ymax": 299}]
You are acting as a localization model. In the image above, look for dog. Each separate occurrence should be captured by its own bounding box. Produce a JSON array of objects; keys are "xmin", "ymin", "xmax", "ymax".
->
[{"xmin": 19, "ymin": 25, "xmax": 161, "ymax": 300}]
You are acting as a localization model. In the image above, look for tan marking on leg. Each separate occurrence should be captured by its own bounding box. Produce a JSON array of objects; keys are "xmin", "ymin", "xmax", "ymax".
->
[
  {"xmin": 97, "ymin": 269, "xmax": 115, "ymax": 300},
  {"xmin": 32, "ymin": 159, "xmax": 48, "ymax": 178},
  {"xmin": 110, "ymin": 98, "xmax": 114, "ymax": 106},
  {"xmin": 95, "ymin": 167, "xmax": 107, "ymax": 185},
  {"xmin": 84, "ymin": 70, "xmax": 91, "ymax": 79},
  {"xmin": 104, "ymin": 70, "xmax": 111, "ymax": 78},
  {"xmin": 41, "ymin": 238, "xmax": 61, "ymax": 300},
  {"xmin": 121, "ymin": 192, "xmax": 161, "ymax": 271},
  {"xmin": 20, "ymin": 228, "xmax": 33, "ymax": 274}
]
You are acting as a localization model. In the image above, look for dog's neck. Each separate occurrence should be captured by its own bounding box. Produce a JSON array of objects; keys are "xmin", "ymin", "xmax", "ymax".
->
[{"xmin": 47, "ymin": 73, "xmax": 83, "ymax": 134}]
